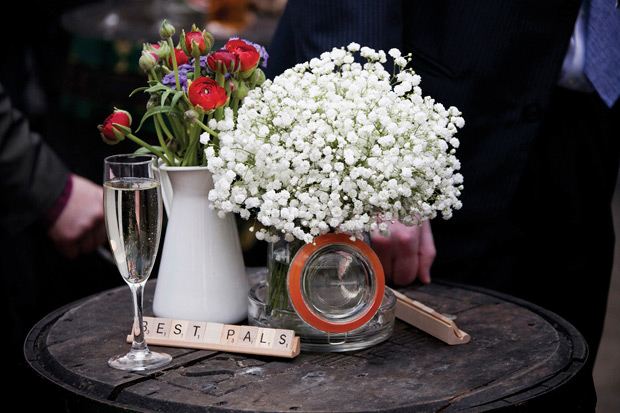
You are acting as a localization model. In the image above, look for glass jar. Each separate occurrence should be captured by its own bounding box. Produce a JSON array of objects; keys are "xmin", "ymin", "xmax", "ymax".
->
[{"xmin": 248, "ymin": 234, "xmax": 396, "ymax": 352}]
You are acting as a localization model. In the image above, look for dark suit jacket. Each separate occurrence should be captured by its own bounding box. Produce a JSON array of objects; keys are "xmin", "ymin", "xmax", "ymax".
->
[
  {"xmin": 265, "ymin": 0, "xmax": 583, "ymax": 279},
  {"xmin": 263, "ymin": 5, "xmax": 620, "ymax": 390},
  {"xmin": 0, "ymin": 83, "xmax": 69, "ymax": 234}
]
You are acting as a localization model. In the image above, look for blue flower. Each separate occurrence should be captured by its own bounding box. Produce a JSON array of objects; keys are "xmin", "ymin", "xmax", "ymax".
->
[{"xmin": 162, "ymin": 64, "xmax": 197, "ymax": 91}]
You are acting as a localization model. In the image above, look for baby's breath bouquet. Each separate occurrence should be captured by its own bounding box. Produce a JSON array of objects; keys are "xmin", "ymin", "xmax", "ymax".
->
[
  {"xmin": 206, "ymin": 43, "xmax": 464, "ymax": 311},
  {"xmin": 207, "ymin": 43, "xmax": 464, "ymax": 242}
]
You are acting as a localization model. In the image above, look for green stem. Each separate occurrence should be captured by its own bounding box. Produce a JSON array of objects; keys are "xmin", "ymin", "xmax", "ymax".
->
[
  {"xmin": 155, "ymin": 114, "xmax": 176, "ymax": 144},
  {"xmin": 167, "ymin": 38, "xmax": 181, "ymax": 91},
  {"xmin": 153, "ymin": 115, "xmax": 177, "ymax": 164},
  {"xmin": 126, "ymin": 133, "xmax": 170, "ymax": 165},
  {"xmin": 168, "ymin": 115, "xmax": 188, "ymax": 149},
  {"xmin": 194, "ymin": 118, "xmax": 219, "ymax": 139},
  {"xmin": 194, "ymin": 55, "xmax": 202, "ymax": 80},
  {"xmin": 148, "ymin": 68, "xmax": 160, "ymax": 83},
  {"xmin": 178, "ymin": 122, "xmax": 199, "ymax": 166},
  {"xmin": 214, "ymin": 107, "xmax": 224, "ymax": 121},
  {"xmin": 215, "ymin": 72, "xmax": 225, "ymax": 87},
  {"xmin": 231, "ymin": 97, "xmax": 240, "ymax": 114},
  {"xmin": 267, "ymin": 239, "xmax": 304, "ymax": 312}
]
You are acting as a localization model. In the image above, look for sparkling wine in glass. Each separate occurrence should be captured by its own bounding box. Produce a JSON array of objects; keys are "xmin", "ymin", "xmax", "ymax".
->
[{"xmin": 103, "ymin": 154, "xmax": 172, "ymax": 371}]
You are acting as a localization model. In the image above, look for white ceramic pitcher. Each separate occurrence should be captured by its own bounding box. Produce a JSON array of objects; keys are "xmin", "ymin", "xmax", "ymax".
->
[{"xmin": 152, "ymin": 164, "xmax": 248, "ymax": 324}]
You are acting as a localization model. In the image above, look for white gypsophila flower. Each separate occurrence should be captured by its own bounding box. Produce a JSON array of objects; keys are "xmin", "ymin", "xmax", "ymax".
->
[
  {"xmin": 206, "ymin": 43, "xmax": 464, "ymax": 244},
  {"xmin": 199, "ymin": 132, "xmax": 211, "ymax": 145}
]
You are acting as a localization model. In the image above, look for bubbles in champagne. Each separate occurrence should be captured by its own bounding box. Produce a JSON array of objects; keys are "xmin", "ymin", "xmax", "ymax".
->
[{"xmin": 104, "ymin": 178, "xmax": 162, "ymax": 283}]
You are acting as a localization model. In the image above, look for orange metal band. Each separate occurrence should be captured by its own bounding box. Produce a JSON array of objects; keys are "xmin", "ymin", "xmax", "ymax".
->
[{"xmin": 288, "ymin": 233, "xmax": 385, "ymax": 333}]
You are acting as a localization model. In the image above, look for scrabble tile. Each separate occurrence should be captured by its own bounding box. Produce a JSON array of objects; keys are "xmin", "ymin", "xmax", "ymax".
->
[
  {"xmin": 152, "ymin": 318, "xmax": 172, "ymax": 338},
  {"xmin": 170, "ymin": 320, "xmax": 189, "ymax": 340},
  {"xmin": 142, "ymin": 316, "xmax": 157, "ymax": 337},
  {"xmin": 221, "ymin": 325, "xmax": 240, "ymax": 345},
  {"xmin": 273, "ymin": 329, "xmax": 295, "ymax": 350},
  {"xmin": 257, "ymin": 328, "xmax": 276, "ymax": 348},
  {"xmin": 187, "ymin": 321, "xmax": 207, "ymax": 342},
  {"xmin": 237, "ymin": 326, "xmax": 259, "ymax": 346},
  {"xmin": 204, "ymin": 322, "xmax": 224, "ymax": 344}
]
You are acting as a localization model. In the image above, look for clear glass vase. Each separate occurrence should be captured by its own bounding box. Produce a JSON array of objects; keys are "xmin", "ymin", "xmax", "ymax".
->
[{"xmin": 248, "ymin": 235, "xmax": 396, "ymax": 352}]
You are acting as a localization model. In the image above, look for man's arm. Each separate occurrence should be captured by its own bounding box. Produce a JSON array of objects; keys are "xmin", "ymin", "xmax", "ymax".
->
[{"xmin": 0, "ymin": 83, "xmax": 106, "ymax": 257}]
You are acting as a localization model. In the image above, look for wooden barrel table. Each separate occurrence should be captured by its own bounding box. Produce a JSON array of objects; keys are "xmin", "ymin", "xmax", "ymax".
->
[{"xmin": 24, "ymin": 268, "xmax": 593, "ymax": 412}]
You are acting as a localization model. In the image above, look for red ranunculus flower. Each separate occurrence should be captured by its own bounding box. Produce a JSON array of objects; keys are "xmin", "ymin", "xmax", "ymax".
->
[
  {"xmin": 207, "ymin": 50, "xmax": 241, "ymax": 74},
  {"xmin": 185, "ymin": 30, "xmax": 207, "ymax": 55},
  {"xmin": 171, "ymin": 47, "xmax": 189, "ymax": 66},
  {"xmin": 188, "ymin": 77, "xmax": 228, "ymax": 112},
  {"xmin": 99, "ymin": 109, "xmax": 131, "ymax": 144},
  {"xmin": 225, "ymin": 39, "xmax": 260, "ymax": 72}
]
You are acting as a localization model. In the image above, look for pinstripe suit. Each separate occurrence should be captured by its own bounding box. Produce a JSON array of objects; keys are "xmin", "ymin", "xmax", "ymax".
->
[{"xmin": 266, "ymin": 0, "xmax": 620, "ymax": 375}]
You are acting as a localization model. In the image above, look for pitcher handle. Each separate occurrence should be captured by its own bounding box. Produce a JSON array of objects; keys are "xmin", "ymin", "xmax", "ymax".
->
[{"xmin": 152, "ymin": 160, "xmax": 173, "ymax": 217}]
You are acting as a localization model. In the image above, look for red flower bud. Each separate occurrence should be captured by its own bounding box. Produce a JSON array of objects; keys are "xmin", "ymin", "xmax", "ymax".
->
[
  {"xmin": 253, "ymin": 68, "xmax": 266, "ymax": 85},
  {"xmin": 188, "ymin": 77, "xmax": 228, "ymax": 112},
  {"xmin": 149, "ymin": 42, "xmax": 171, "ymax": 60},
  {"xmin": 145, "ymin": 45, "xmax": 160, "ymax": 62},
  {"xmin": 139, "ymin": 50, "xmax": 158, "ymax": 71},
  {"xmin": 170, "ymin": 47, "xmax": 190, "ymax": 67},
  {"xmin": 186, "ymin": 31, "xmax": 206, "ymax": 54},
  {"xmin": 225, "ymin": 39, "xmax": 260, "ymax": 72},
  {"xmin": 99, "ymin": 109, "xmax": 131, "ymax": 144},
  {"xmin": 225, "ymin": 77, "xmax": 238, "ymax": 94},
  {"xmin": 207, "ymin": 50, "xmax": 241, "ymax": 74}
]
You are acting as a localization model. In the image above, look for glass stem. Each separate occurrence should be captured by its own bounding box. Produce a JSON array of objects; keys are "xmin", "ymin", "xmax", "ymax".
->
[{"xmin": 130, "ymin": 281, "xmax": 149, "ymax": 354}]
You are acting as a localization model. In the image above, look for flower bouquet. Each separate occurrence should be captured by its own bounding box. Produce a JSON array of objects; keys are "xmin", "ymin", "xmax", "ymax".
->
[
  {"xmin": 98, "ymin": 19, "xmax": 268, "ymax": 167},
  {"xmin": 206, "ymin": 43, "xmax": 465, "ymax": 326},
  {"xmin": 96, "ymin": 19, "xmax": 270, "ymax": 324}
]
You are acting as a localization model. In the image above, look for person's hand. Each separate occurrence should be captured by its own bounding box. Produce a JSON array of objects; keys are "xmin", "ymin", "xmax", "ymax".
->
[
  {"xmin": 47, "ymin": 175, "xmax": 107, "ymax": 258},
  {"xmin": 370, "ymin": 220, "xmax": 436, "ymax": 286}
]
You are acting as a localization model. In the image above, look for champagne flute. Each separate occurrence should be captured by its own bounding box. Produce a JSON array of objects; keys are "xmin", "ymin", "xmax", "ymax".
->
[{"xmin": 103, "ymin": 153, "xmax": 172, "ymax": 371}]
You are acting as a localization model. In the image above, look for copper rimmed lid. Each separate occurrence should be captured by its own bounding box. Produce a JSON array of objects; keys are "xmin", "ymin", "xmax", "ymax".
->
[{"xmin": 287, "ymin": 233, "xmax": 385, "ymax": 333}]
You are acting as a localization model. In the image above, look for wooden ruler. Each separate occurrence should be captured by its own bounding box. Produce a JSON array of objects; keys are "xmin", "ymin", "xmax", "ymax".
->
[
  {"xmin": 127, "ymin": 316, "xmax": 300, "ymax": 358},
  {"xmin": 389, "ymin": 287, "xmax": 471, "ymax": 345}
]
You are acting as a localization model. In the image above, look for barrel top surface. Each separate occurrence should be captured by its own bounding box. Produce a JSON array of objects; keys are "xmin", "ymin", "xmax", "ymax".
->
[{"xmin": 25, "ymin": 268, "xmax": 588, "ymax": 412}]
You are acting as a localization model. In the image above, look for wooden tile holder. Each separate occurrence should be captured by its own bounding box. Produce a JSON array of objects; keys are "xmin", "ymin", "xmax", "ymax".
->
[
  {"xmin": 126, "ymin": 289, "xmax": 468, "ymax": 357},
  {"xmin": 127, "ymin": 316, "xmax": 301, "ymax": 358},
  {"xmin": 389, "ymin": 288, "xmax": 471, "ymax": 345}
]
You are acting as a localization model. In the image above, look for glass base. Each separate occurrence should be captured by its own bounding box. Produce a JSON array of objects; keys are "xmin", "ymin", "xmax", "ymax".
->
[
  {"xmin": 108, "ymin": 349, "xmax": 172, "ymax": 371},
  {"xmin": 248, "ymin": 281, "xmax": 396, "ymax": 352}
]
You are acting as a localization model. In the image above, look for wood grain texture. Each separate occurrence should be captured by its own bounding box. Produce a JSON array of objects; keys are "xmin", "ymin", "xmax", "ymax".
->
[{"xmin": 25, "ymin": 268, "xmax": 592, "ymax": 412}]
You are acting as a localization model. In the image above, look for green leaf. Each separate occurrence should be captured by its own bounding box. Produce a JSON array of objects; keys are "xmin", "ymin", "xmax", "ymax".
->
[
  {"xmin": 171, "ymin": 90, "xmax": 184, "ymax": 109},
  {"xmin": 135, "ymin": 105, "xmax": 176, "ymax": 132},
  {"xmin": 134, "ymin": 145, "xmax": 163, "ymax": 154},
  {"xmin": 129, "ymin": 86, "xmax": 150, "ymax": 97},
  {"xmin": 161, "ymin": 89, "xmax": 173, "ymax": 107}
]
